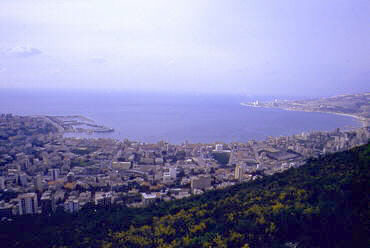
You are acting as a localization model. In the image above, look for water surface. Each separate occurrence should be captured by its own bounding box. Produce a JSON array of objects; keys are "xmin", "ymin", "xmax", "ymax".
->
[{"xmin": 0, "ymin": 89, "xmax": 361, "ymax": 144}]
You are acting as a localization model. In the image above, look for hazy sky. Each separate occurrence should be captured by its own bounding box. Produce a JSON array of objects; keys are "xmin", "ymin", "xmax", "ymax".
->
[{"xmin": 0, "ymin": 0, "xmax": 369, "ymax": 96}]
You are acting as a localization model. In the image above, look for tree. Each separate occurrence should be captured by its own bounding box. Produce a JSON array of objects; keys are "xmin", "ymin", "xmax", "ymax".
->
[{"xmin": 212, "ymin": 152, "xmax": 230, "ymax": 165}]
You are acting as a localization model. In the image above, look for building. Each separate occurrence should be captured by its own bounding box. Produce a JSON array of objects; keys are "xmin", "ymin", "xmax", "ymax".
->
[
  {"xmin": 162, "ymin": 172, "xmax": 173, "ymax": 184},
  {"xmin": 49, "ymin": 168, "xmax": 60, "ymax": 181},
  {"xmin": 78, "ymin": 191, "xmax": 92, "ymax": 206},
  {"xmin": 41, "ymin": 152, "xmax": 49, "ymax": 165},
  {"xmin": 169, "ymin": 167, "xmax": 177, "ymax": 179},
  {"xmin": 234, "ymin": 165, "xmax": 244, "ymax": 181},
  {"xmin": 191, "ymin": 176, "xmax": 212, "ymax": 191},
  {"xmin": 141, "ymin": 193, "xmax": 157, "ymax": 206},
  {"xmin": 0, "ymin": 201, "xmax": 13, "ymax": 218},
  {"xmin": 163, "ymin": 167, "xmax": 177, "ymax": 184},
  {"xmin": 40, "ymin": 191, "xmax": 55, "ymax": 214},
  {"xmin": 34, "ymin": 174, "xmax": 43, "ymax": 192},
  {"xmin": 66, "ymin": 172, "xmax": 75, "ymax": 183},
  {"xmin": 0, "ymin": 176, "xmax": 5, "ymax": 190},
  {"xmin": 64, "ymin": 197, "xmax": 80, "ymax": 213},
  {"xmin": 155, "ymin": 157, "xmax": 164, "ymax": 165},
  {"xmin": 215, "ymin": 144, "xmax": 223, "ymax": 151},
  {"xmin": 95, "ymin": 192, "xmax": 113, "ymax": 207},
  {"xmin": 18, "ymin": 173, "xmax": 27, "ymax": 186},
  {"xmin": 112, "ymin": 161, "xmax": 131, "ymax": 170},
  {"xmin": 18, "ymin": 193, "xmax": 38, "ymax": 215},
  {"xmin": 22, "ymin": 159, "xmax": 31, "ymax": 170}
]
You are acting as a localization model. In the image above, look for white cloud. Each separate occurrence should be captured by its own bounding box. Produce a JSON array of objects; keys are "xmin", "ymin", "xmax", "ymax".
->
[
  {"xmin": 89, "ymin": 57, "xmax": 106, "ymax": 64},
  {"xmin": 2, "ymin": 46, "xmax": 42, "ymax": 58}
]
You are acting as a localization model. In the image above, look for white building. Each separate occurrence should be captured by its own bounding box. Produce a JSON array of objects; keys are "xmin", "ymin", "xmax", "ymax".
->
[
  {"xmin": 95, "ymin": 192, "xmax": 113, "ymax": 207},
  {"xmin": 18, "ymin": 193, "xmax": 38, "ymax": 215},
  {"xmin": 215, "ymin": 144, "xmax": 223, "ymax": 151},
  {"xmin": 163, "ymin": 167, "xmax": 177, "ymax": 184},
  {"xmin": 163, "ymin": 172, "xmax": 173, "ymax": 184},
  {"xmin": 234, "ymin": 165, "xmax": 244, "ymax": 181},
  {"xmin": 141, "ymin": 193, "xmax": 157, "ymax": 206}
]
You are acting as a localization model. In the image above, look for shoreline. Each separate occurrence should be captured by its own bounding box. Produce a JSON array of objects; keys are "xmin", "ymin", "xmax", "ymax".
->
[
  {"xmin": 240, "ymin": 103, "xmax": 368, "ymax": 128},
  {"xmin": 40, "ymin": 115, "xmax": 115, "ymax": 135}
]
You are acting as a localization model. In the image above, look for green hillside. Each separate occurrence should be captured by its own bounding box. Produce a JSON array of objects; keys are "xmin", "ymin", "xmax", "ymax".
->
[{"xmin": 1, "ymin": 144, "xmax": 369, "ymax": 248}]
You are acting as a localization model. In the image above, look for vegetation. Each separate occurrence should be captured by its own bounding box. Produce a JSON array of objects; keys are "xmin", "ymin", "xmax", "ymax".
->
[
  {"xmin": 1, "ymin": 144, "xmax": 369, "ymax": 248},
  {"xmin": 70, "ymin": 147, "xmax": 98, "ymax": 156},
  {"xmin": 212, "ymin": 152, "xmax": 231, "ymax": 165},
  {"xmin": 70, "ymin": 158, "xmax": 96, "ymax": 167}
]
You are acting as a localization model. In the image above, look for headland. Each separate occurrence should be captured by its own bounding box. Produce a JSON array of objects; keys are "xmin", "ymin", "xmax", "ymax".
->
[{"xmin": 241, "ymin": 92, "xmax": 370, "ymax": 127}]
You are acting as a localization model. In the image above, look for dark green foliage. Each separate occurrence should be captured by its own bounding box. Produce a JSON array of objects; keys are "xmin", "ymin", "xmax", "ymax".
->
[
  {"xmin": 0, "ymin": 144, "xmax": 369, "ymax": 248},
  {"xmin": 212, "ymin": 152, "xmax": 230, "ymax": 165},
  {"xmin": 70, "ymin": 159, "xmax": 95, "ymax": 167},
  {"xmin": 70, "ymin": 147, "xmax": 98, "ymax": 155}
]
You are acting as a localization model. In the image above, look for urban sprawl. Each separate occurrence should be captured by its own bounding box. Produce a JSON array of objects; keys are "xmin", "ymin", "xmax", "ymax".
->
[{"xmin": 0, "ymin": 114, "xmax": 369, "ymax": 219}]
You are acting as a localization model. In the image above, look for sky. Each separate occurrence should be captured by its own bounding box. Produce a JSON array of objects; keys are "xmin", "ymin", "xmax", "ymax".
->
[{"xmin": 0, "ymin": 0, "xmax": 369, "ymax": 96}]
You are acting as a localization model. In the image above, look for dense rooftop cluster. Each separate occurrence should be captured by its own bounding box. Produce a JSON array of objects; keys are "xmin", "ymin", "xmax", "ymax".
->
[{"xmin": 0, "ymin": 114, "xmax": 369, "ymax": 218}]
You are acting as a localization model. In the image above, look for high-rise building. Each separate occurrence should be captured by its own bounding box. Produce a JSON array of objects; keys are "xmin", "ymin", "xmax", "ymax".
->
[
  {"xmin": 18, "ymin": 193, "xmax": 38, "ymax": 215},
  {"xmin": 0, "ymin": 176, "xmax": 5, "ymax": 190},
  {"xmin": 234, "ymin": 165, "xmax": 244, "ymax": 181},
  {"xmin": 49, "ymin": 168, "xmax": 60, "ymax": 181},
  {"xmin": 34, "ymin": 174, "xmax": 43, "ymax": 192},
  {"xmin": 18, "ymin": 173, "xmax": 28, "ymax": 186}
]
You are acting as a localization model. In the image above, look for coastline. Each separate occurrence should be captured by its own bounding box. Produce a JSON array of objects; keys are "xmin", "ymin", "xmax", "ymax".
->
[
  {"xmin": 40, "ymin": 115, "xmax": 114, "ymax": 135},
  {"xmin": 240, "ymin": 103, "xmax": 368, "ymax": 128}
]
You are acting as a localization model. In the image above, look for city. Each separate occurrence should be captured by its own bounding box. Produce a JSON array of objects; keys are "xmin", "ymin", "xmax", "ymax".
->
[
  {"xmin": 0, "ymin": 113, "xmax": 368, "ymax": 219},
  {"xmin": 1, "ymin": 0, "xmax": 369, "ymax": 246}
]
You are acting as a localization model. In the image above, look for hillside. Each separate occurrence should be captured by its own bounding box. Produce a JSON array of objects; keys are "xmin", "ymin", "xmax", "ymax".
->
[{"xmin": 1, "ymin": 144, "xmax": 369, "ymax": 248}]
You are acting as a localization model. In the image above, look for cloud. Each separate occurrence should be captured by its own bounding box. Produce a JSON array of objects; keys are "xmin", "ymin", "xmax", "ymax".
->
[
  {"xmin": 89, "ymin": 57, "xmax": 106, "ymax": 64},
  {"xmin": 2, "ymin": 46, "xmax": 42, "ymax": 58},
  {"xmin": 50, "ymin": 68, "xmax": 62, "ymax": 75},
  {"xmin": 167, "ymin": 59, "xmax": 176, "ymax": 66}
]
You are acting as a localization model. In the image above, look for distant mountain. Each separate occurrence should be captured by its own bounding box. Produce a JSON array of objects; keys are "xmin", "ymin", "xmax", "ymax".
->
[{"xmin": 1, "ymin": 143, "xmax": 369, "ymax": 248}]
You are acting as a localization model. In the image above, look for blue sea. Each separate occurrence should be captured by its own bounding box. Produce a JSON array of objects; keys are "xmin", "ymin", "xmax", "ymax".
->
[{"xmin": 0, "ymin": 89, "xmax": 361, "ymax": 144}]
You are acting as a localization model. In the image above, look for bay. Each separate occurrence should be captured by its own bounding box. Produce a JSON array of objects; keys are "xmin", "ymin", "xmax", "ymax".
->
[{"xmin": 0, "ymin": 89, "xmax": 361, "ymax": 144}]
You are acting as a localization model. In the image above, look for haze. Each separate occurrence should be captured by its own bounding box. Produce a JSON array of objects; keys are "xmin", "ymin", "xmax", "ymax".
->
[{"xmin": 0, "ymin": 0, "xmax": 369, "ymax": 96}]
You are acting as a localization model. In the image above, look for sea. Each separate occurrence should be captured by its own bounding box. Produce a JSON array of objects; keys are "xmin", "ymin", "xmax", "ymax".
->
[{"xmin": 0, "ymin": 89, "xmax": 361, "ymax": 144}]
